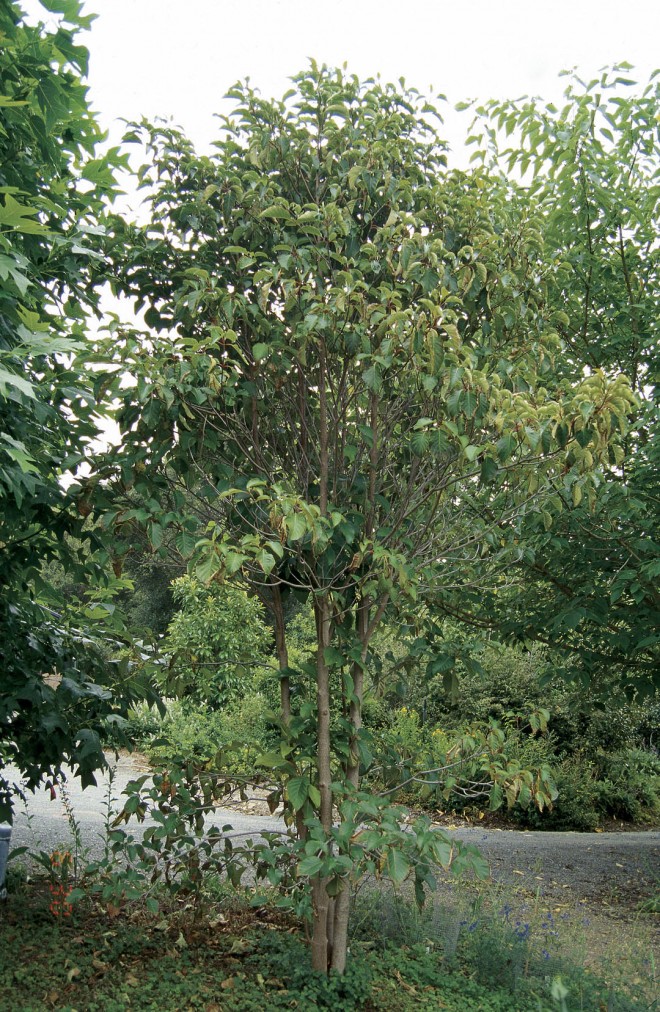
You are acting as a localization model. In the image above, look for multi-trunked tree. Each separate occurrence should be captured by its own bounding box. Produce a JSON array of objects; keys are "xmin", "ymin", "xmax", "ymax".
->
[{"xmin": 96, "ymin": 66, "xmax": 635, "ymax": 972}]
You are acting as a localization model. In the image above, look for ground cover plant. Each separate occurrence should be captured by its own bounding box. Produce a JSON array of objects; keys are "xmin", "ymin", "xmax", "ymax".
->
[{"xmin": 0, "ymin": 868, "xmax": 656, "ymax": 1010}]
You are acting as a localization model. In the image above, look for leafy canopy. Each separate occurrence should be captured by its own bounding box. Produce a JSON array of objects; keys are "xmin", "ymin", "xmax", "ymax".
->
[{"xmin": 0, "ymin": 0, "xmax": 154, "ymax": 820}]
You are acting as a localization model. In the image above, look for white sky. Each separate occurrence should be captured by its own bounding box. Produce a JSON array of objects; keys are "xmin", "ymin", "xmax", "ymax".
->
[{"xmin": 31, "ymin": 0, "xmax": 660, "ymax": 163}]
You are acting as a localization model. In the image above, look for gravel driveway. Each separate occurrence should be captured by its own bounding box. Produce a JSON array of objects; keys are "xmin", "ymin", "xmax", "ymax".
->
[{"xmin": 5, "ymin": 754, "xmax": 659, "ymax": 913}]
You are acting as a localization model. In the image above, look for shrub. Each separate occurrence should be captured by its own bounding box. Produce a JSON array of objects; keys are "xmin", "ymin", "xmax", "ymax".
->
[
  {"xmin": 592, "ymin": 747, "xmax": 660, "ymax": 822},
  {"xmin": 162, "ymin": 577, "xmax": 272, "ymax": 708},
  {"xmin": 516, "ymin": 753, "xmax": 601, "ymax": 831},
  {"xmin": 134, "ymin": 694, "xmax": 277, "ymax": 775}
]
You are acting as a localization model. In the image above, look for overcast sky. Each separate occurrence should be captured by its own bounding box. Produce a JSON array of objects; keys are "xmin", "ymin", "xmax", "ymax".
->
[{"xmin": 28, "ymin": 0, "xmax": 660, "ymax": 161}]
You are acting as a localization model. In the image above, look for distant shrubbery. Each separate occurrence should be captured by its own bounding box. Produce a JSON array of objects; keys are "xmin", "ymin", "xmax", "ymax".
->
[
  {"xmin": 124, "ymin": 594, "xmax": 659, "ymax": 830},
  {"xmin": 375, "ymin": 641, "xmax": 660, "ymax": 829}
]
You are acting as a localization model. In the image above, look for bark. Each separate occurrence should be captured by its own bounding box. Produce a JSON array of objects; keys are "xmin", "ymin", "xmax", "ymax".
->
[
  {"xmin": 330, "ymin": 599, "xmax": 370, "ymax": 972},
  {"xmin": 271, "ymin": 581, "xmax": 291, "ymax": 725},
  {"xmin": 311, "ymin": 593, "xmax": 335, "ymax": 971}
]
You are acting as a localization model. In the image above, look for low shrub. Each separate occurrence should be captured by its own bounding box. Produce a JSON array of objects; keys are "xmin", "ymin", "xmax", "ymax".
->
[
  {"xmin": 515, "ymin": 753, "xmax": 601, "ymax": 831},
  {"xmin": 591, "ymin": 747, "xmax": 660, "ymax": 823},
  {"xmin": 128, "ymin": 694, "xmax": 277, "ymax": 775}
]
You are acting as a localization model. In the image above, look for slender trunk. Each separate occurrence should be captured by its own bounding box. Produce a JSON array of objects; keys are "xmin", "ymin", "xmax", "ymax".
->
[
  {"xmin": 271, "ymin": 581, "xmax": 291, "ymax": 725},
  {"xmin": 318, "ymin": 339, "xmax": 328, "ymax": 516},
  {"xmin": 311, "ymin": 594, "xmax": 334, "ymax": 972},
  {"xmin": 330, "ymin": 600, "xmax": 370, "ymax": 972},
  {"xmin": 331, "ymin": 593, "xmax": 389, "ymax": 972}
]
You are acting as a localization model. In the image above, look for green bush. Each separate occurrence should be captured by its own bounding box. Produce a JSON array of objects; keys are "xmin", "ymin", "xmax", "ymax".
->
[
  {"xmin": 162, "ymin": 577, "xmax": 273, "ymax": 708},
  {"xmin": 516, "ymin": 753, "xmax": 601, "ymax": 831},
  {"xmin": 592, "ymin": 747, "xmax": 660, "ymax": 823},
  {"xmin": 130, "ymin": 694, "xmax": 277, "ymax": 775}
]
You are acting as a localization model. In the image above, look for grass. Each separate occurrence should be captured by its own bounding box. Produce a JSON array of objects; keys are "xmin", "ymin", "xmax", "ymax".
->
[{"xmin": 1, "ymin": 870, "xmax": 657, "ymax": 1011}]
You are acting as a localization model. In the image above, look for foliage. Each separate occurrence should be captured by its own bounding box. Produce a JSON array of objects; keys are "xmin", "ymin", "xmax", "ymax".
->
[
  {"xmin": 129, "ymin": 695, "xmax": 277, "ymax": 773},
  {"xmin": 369, "ymin": 705, "xmax": 557, "ymax": 814},
  {"xmin": 0, "ymin": 0, "xmax": 157, "ymax": 822},
  {"xmin": 0, "ymin": 874, "xmax": 652, "ymax": 1011},
  {"xmin": 367, "ymin": 637, "xmax": 660, "ymax": 827},
  {"xmin": 161, "ymin": 576, "xmax": 273, "ymax": 707},
  {"xmin": 453, "ymin": 67, "xmax": 660, "ymax": 697},
  {"xmin": 591, "ymin": 748, "xmax": 660, "ymax": 823},
  {"xmin": 119, "ymin": 548, "xmax": 180, "ymax": 636},
  {"xmin": 94, "ymin": 64, "xmax": 639, "ymax": 972}
]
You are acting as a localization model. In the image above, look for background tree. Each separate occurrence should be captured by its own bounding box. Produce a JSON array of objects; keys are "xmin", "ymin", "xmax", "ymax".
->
[
  {"xmin": 0, "ymin": 0, "xmax": 156, "ymax": 820},
  {"xmin": 446, "ymin": 67, "xmax": 659, "ymax": 696},
  {"xmin": 98, "ymin": 67, "xmax": 634, "ymax": 973},
  {"xmin": 162, "ymin": 576, "xmax": 272, "ymax": 708}
]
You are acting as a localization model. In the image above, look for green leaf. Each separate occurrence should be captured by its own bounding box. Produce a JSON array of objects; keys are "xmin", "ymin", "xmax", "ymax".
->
[
  {"xmin": 260, "ymin": 205, "xmax": 290, "ymax": 219},
  {"xmin": 195, "ymin": 551, "xmax": 222, "ymax": 584},
  {"xmin": 286, "ymin": 776, "xmax": 310, "ymax": 812},
  {"xmin": 308, "ymin": 784, "xmax": 321, "ymax": 807},
  {"xmin": 297, "ymin": 854, "xmax": 324, "ymax": 877},
  {"xmin": 386, "ymin": 848, "xmax": 411, "ymax": 885},
  {"xmin": 363, "ymin": 365, "xmax": 382, "ymax": 393},
  {"xmin": 224, "ymin": 551, "xmax": 247, "ymax": 575},
  {"xmin": 175, "ymin": 530, "xmax": 198, "ymax": 558},
  {"xmin": 285, "ymin": 513, "xmax": 307, "ymax": 541},
  {"xmin": 0, "ymin": 193, "xmax": 47, "ymax": 234},
  {"xmin": 256, "ymin": 550, "xmax": 276, "ymax": 575},
  {"xmin": 461, "ymin": 390, "xmax": 477, "ymax": 416},
  {"xmin": 0, "ymin": 367, "xmax": 36, "ymax": 399},
  {"xmin": 323, "ymin": 646, "xmax": 344, "ymax": 668}
]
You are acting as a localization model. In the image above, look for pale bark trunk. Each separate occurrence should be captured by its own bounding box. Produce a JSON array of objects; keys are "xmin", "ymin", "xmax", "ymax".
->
[
  {"xmin": 271, "ymin": 581, "xmax": 291, "ymax": 725},
  {"xmin": 311, "ymin": 593, "xmax": 334, "ymax": 972}
]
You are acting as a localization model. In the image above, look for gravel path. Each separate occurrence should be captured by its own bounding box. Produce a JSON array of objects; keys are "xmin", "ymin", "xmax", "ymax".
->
[{"xmin": 5, "ymin": 754, "xmax": 659, "ymax": 912}]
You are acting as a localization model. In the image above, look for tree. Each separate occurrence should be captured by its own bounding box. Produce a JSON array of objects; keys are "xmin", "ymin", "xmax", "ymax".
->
[
  {"xmin": 0, "ymin": 0, "xmax": 155, "ymax": 821},
  {"xmin": 162, "ymin": 576, "xmax": 272, "ymax": 708},
  {"xmin": 444, "ymin": 67, "xmax": 660, "ymax": 696},
  {"xmin": 98, "ymin": 66, "xmax": 633, "ymax": 972}
]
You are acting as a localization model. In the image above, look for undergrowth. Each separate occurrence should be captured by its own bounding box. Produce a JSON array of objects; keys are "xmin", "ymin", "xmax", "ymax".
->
[{"xmin": 1, "ymin": 876, "xmax": 656, "ymax": 1011}]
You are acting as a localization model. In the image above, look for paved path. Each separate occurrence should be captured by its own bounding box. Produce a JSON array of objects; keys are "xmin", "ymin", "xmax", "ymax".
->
[
  {"xmin": 5, "ymin": 755, "xmax": 286, "ymax": 859},
  {"xmin": 5, "ymin": 755, "xmax": 659, "ymax": 910}
]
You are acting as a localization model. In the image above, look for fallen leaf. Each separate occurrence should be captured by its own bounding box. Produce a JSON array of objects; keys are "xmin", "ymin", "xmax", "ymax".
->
[
  {"xmin": 220, "ymin": 977, "xmax": 235, "ymax": 990},
  {"xmin": 66, "ymin": 967, "xmax": 80, "ymax": 984}
]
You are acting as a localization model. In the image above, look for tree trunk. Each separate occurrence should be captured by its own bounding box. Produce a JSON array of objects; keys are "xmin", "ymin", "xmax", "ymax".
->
[
  {"xmin": 311, "ymin": 593, "xmax": 334, "ymax": 972},
  {"xmin": 330, "ymin": 599, "xmax": 370, "ymax": 972},
  {"xmin": 271, "ymin": 580, "xmax": 291, "ymax": 724}
]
